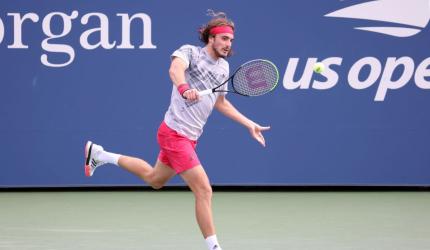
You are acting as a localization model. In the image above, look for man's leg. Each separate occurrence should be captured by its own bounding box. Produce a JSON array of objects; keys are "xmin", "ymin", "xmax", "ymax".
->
[
  {"xmin": 85, "ymin": 141, "xmax": 176, "ymax": 189},
  {"xmin": 180, "ymin": 165, "xmax": 222, "ymax": 250},
  {"xmin": 118, "ymin": 157, "xmax": 176, "ymax": 189}
]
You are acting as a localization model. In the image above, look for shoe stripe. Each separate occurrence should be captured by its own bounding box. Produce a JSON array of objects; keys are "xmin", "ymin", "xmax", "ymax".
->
[
  {"xmin": 91, "ymin": 159, "xmax": 97, "ymax": 167},
  {"xmin": 86, "ymin": 142, "xmax": 93, "ymax": 166}
]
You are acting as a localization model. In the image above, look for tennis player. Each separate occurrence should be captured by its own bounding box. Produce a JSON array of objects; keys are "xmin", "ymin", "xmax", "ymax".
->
[{"xmin": 84, "ymin": 11, "xmax": 270, "ymax": 250}]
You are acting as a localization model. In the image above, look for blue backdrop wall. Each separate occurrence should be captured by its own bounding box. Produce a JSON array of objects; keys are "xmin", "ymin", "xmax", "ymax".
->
[{"xmin": 1, "ymin": 0, "xmax": 429, "ymax": 187}]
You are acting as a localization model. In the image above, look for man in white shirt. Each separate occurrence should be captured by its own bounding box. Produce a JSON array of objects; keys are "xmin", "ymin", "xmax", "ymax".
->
[{"xmin": 84, "ymin": 11, "xmax": 270, "ymax": 250}]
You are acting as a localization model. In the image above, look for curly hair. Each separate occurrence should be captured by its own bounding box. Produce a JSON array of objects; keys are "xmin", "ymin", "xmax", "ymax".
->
[{"xmin": 198, "ymin": 10, "xmax": 235, "ymax": 45}]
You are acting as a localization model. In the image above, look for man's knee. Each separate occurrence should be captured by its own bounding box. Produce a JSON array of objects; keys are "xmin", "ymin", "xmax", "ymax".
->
[
  {"xmin": 194, "ymin": 184, "xmax": 213, "ymax": 200},
  {"xmin": 149, "ymin": 178, "xmax": 166, "ymax": 190},
  {"xmin": 147, "ymin": 172, "xmax": 166, "ymax": 190},
  {"xmin": 151, "ymin": 183, "xmax": 164, "ymax": 190}
]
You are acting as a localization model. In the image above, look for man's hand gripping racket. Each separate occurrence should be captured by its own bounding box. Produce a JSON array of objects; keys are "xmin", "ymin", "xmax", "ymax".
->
[{"xmin": 181, "ymin": 59, "xmax": 279, "ymax": 100}]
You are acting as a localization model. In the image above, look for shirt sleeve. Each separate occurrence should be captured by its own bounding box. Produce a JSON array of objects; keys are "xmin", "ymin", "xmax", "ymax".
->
[{"xmin": 171, "ymin": 44, "xmax": 195, "ymax": 68}]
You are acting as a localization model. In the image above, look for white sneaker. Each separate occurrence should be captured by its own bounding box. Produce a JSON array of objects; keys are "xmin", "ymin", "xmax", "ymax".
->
[{"xmin": 84, "ymin": 141, "xmax": 106, "ymax": 177}]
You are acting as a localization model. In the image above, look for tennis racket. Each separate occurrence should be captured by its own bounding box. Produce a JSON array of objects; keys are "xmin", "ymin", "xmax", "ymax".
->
[{"xmin": 198, "ymin": 59, "xmax": 279, "ymax": 97}]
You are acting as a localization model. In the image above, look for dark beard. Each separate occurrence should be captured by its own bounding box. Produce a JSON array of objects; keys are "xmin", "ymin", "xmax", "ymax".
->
[{"xmin": 212, "ymin": 45, "xmax": 227, "ymax": 59}]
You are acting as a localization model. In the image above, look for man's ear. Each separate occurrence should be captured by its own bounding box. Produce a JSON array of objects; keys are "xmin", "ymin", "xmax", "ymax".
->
[{"xmin": 208, "ymin": 35, "xmax": 215, "ymax": 44}]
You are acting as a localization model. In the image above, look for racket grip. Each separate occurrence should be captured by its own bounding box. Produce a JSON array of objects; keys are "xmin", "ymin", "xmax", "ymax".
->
[{"xmin": 198, "ymin": 89, "xmax": 213, "ymax": 96}]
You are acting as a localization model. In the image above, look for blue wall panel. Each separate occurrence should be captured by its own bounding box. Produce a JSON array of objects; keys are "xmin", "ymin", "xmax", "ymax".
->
[{"xmin": 1, "ymin": 0, "xmax": 429, "ymax": 186}]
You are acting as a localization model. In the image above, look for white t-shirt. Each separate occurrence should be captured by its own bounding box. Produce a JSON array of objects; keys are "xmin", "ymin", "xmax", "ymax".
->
[{"xmin": 164, "ymin": 45, "xmax": 229, "ymax": 140}]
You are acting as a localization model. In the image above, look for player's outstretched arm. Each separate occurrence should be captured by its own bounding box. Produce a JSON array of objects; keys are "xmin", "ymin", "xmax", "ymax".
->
[{"xmin": 214, "ymin": 95, "xmax": 270, "ymax": 147}]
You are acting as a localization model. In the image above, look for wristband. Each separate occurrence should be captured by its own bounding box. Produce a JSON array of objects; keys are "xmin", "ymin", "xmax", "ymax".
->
[{"xmin": 177, "ymin": 83, "xmax": 191, "ymax": 97}]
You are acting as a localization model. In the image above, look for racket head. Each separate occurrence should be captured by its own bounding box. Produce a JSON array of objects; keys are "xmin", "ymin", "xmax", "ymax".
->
[{"xmin": 231, "ymin": 59, "xmax": 279, "ymax": 96}]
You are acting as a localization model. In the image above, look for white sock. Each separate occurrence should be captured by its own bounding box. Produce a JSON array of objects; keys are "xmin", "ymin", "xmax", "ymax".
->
[
  {"xmin": 98, "ymin": 150, "xmax": 121, "ymax": 166},
  {"xmin": 205, "ymin": 235, "xmax": 222, "ymax": 250}
]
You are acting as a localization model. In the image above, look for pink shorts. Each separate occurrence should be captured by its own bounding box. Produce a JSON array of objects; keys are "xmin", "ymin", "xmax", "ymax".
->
[{"xmin": 157, "ymin": 121, "xmax": 201, "ymax": 173}]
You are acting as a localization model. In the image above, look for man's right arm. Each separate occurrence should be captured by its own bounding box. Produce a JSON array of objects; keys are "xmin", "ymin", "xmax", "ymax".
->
[{"xmin": 169, "ymin": 57, "xmax": 199, "ymax": 101}]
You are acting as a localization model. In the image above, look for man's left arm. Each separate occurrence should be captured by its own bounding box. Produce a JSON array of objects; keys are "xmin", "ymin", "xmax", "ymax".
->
[{"xmin": 214, "ymin": 95, "xmax": 270, "ymax": 147}]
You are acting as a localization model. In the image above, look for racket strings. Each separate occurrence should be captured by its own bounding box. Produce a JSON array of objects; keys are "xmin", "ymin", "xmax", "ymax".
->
[{"xmin": 232, "ymin": 60, "xmax": 279, "ymax": 96}]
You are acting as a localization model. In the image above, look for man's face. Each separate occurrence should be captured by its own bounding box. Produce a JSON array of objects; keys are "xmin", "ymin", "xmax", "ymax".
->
[{"xmin": 210, "ymin": 33, "xmax": 234, "ymax": 58}]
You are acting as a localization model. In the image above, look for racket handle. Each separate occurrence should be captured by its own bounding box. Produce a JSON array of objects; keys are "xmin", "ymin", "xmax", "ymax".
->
[{"xmin": 198, "ymin": 89, "xmax": 213, "ymax": 96}]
